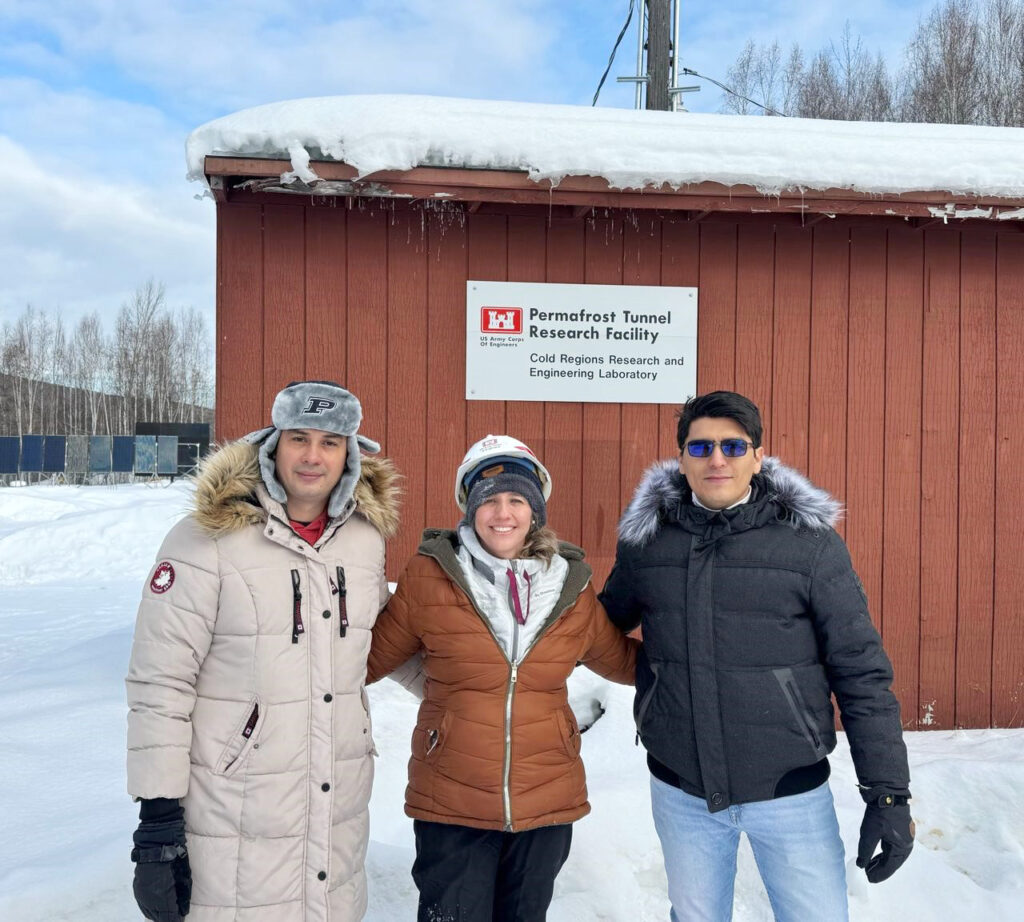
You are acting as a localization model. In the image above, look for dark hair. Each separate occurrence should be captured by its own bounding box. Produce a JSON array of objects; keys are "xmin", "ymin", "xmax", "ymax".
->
[{"xmin": 676, "ymin": 390, "xmax": 763, "ymax": 449}]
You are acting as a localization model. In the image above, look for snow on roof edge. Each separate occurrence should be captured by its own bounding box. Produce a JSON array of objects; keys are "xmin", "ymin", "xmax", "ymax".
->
[{"xmin": 185, "ymin": 94, "xmax": 1024, "ymax": 201}]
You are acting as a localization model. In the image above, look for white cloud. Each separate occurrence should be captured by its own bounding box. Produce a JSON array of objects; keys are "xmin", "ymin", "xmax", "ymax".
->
[
  {"xmin": 0, "ymin": 135, "xmax": 214, "ymax": 326},
  {"xmin": 0, "ymin": 77, "xmax": 188, "ymax": 180},
  {"xmin": 0, "ymin": 0, "xmax": 952, "ymax": 331},
  {"xmin": 1, "ymin": 1, "xmax": 576, "ymax": 113},
  {"xmin": 0, "ymin": 1, "xmax": 603, "ymax": 327}
]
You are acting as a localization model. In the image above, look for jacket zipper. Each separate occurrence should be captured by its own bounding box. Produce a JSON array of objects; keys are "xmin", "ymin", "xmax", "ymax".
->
[
  {"xmin": 499, "ymin": 616, "xmax": 572, "ymax": 832},
  {"xmin": 786, "ymin": 678, "xmax": 822, "ymax": 748},
  {"xmin": 502, "ymin": 568, "xmax": 524, "ymax": 831},
  {"xmin": 222, "ymin": 702, "xmax": 260, "ymax": 773},
  {"xmin": 775, "ymin": 669, "xmax": 824, "ymax": 752},
  {"xmin": 242, "ymin": 703, "xmax": 259, "ymax": 738},
  {"xmin": 290, "ymin": 569, "xmax": 304, "ymax": 643},
  {"xmin": 336, "ymin": 566, "xmax": 349, "ymax": 638},
  {"xmin": 502, "ymin": 661, "xmax": 519, "ymax": 830}
]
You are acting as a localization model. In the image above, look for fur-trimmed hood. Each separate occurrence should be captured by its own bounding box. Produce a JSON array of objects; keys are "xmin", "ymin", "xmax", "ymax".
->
[
  {"xmin": 617, "ymin": 456, "xmax": 842, "ymax": 548},
  {"xmin": 191, "ymin": 439, "xmax": 401, "ymax": 539}
]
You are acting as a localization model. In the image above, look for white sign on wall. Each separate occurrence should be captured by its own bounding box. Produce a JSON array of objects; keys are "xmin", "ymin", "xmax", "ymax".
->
[{"xmin": 466, "ymin": 281, "xmax": 698, "ymax": 404}]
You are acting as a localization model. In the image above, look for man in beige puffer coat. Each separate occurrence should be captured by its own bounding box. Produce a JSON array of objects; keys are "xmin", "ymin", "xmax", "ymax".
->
[{"xmin": 126, "ymin": 381, "xmax": 400, "ymax": 922}]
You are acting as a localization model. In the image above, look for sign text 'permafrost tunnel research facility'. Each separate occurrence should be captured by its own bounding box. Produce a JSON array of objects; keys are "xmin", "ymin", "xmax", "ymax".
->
[{"xmin": 188, "ymin": 95, "xmax": 1024, "ymax": 731}]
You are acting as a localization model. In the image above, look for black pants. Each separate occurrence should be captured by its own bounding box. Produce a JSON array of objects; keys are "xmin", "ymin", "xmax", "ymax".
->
[{"xmin": 411, "ymin": 820, "xmax": 573, "ymax": 922}]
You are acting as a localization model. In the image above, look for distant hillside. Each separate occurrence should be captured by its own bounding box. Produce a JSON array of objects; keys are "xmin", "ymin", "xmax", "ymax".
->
[{"xmin": 0, "ymin": 372, "xmax": 213, "ymax": 438}]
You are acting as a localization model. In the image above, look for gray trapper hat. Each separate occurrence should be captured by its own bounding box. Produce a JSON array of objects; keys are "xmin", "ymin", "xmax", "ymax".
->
[{"xmin": 243, "ymin": 380, "xmax": 380, "ymax": 519}]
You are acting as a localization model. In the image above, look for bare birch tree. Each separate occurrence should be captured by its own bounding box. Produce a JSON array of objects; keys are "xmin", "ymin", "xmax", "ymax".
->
[
  {"xmin": 721, "ymin": 1, "xmax": 1024, "ymax": 127},
  {"xmin": 723, "ymin": 39, "xmax": 804, "ymax": 115},
  {"xmin": 0, "ymin": 282, "xmax": 214, "ymax": 438}
]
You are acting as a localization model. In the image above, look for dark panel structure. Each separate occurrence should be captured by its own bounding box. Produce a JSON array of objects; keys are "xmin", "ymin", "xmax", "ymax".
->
[
  {"xmin": 112, "ymin": 436, "xmax": 135, "ymax": 473},
  {"xmin": 19, "ymin": 435, "xmax": 43, "ymax": 472},
  {"xmin": 0, "ymin": 437, "xmax": 19, "ymax": 474},
  {"xmin": 43, "ymin": 436, "xmax": 66, "ymax": 473}
]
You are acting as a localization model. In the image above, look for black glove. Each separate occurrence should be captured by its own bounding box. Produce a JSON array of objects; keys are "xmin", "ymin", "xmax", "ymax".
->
[
  {"xmin": 857, "ymin": 793, "xmax": 914, "ymax": 883},
  {"xmin": 131, "ymin": 798, "xmax": 192, "ymax": 920}
]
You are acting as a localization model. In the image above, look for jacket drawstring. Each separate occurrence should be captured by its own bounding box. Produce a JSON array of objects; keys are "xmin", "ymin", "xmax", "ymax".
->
[
  {"xmin": 291, "ymin": 569, "xmax": 304, "ymax": 643},
  {"xmin": 506, "ymin": 568, "xmax": 531, "ymax": 625},
  {"xmin": 336, "ymin": 566, "xmax": 349, "ymax": 638}
]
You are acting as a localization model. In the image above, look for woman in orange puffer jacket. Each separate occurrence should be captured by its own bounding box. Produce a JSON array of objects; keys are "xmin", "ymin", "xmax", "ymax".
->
[{"xmin": 368, "ymin": 434, "xmax": 637, "ymax": 922}]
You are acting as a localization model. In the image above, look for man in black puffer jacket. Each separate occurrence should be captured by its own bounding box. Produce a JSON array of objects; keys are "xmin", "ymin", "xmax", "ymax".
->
[{"xmin": 600, "ymin": 391, "xmax": 912, "ymax": 922}]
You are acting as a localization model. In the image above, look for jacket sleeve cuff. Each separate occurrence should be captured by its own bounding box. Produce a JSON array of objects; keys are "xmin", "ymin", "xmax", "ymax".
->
[
  {"xmin": 858, "ymin": 784, "xmax": 912, "ymax": 805},
  {"xmin": 138, "ymin": 797, "xmax": 183, "ymax": 823}
]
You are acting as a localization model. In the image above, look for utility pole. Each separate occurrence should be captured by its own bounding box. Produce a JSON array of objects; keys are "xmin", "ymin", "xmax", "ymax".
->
[
  {"xmin": 646, "ymin": 0, "xmax": 672, "ymax": 110},
  {"xmin": 617, "ymin": 0, "xmax": 696, "ymax": 111}
]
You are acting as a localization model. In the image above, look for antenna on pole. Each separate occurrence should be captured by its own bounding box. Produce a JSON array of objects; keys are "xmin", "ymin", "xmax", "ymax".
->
[{"xmin": 616, "ymin": 1, "xmax": 699, "ymax": 111}]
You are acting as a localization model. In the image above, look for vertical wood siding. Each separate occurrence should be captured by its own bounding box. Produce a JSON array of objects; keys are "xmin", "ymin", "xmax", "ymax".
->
[{"xmin": 215, "ymin": 198, "xmax": 1024, "ymax": 730}]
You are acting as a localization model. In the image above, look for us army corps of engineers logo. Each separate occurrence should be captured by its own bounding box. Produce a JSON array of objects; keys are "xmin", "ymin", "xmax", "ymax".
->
[
  {"xmin": 480, "ymin": 307, "xmax": 523, "ymax": 334},
  {"xmin": 478, "ymin": 306, "xmax": 524, "ymax": 353}
]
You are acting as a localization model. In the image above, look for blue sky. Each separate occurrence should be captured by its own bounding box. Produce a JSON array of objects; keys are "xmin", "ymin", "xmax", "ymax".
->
[{"xmin": 0, "ymin": 0, "xmax": 936, "ymax": 331}]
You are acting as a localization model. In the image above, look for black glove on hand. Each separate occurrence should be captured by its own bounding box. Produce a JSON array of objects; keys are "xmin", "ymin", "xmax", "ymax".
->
[
  {"xmin": 857, "ymin": 796, "xmax": 915, "ymax": 883},
  {"xmin": 132, "ymin": 798, "xmax": 192, "ymax": 920}
]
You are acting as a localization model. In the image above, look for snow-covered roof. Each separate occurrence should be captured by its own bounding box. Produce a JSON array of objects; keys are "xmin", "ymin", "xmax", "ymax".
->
[{"xmin": 186, "ymin": 94, "xmax": 1024, "ymax": 202}]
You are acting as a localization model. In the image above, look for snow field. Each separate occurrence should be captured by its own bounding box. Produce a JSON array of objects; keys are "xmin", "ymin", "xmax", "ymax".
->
[{"xmin": 1, "ymin": 481, "xmax": 1021, "ymax": 920}]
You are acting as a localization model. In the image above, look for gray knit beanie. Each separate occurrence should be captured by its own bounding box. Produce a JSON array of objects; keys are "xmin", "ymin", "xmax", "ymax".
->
[
  {"xmin": 242, "ymin": 380, "xmax": 380, "ymax": 518},
  {"xmin": 463, "ymin": 457, "xmax": 547, "ymax": 528}
]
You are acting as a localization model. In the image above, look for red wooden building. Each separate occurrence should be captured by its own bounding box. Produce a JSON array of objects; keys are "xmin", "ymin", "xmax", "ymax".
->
[{"xmin": 193, "ymin": 97, "xmax": 1024, "ymax": 730}]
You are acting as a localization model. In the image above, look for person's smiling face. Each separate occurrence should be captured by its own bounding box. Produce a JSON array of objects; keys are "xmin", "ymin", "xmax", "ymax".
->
[
  {"xmin": 275, "ymin": 428, "xmax": 347, "ymax": 520},
  {"xmin": 679, "ymin": 416, "xmax": 763, "ymax": 509},
  {"xmin": 473, "ymin": 491, "xmax": 532, "ymax": 559}
]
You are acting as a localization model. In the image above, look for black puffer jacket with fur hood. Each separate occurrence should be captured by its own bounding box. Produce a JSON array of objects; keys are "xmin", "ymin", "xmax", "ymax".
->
[{"xmin": 600, "ymin": 457, "xmax": 910, "ymax": 813}]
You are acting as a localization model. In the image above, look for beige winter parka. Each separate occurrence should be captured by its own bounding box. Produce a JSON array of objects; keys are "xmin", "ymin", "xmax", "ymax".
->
[{"xmin": 126, "ymin": 440, "xmax": 400, "ymax": 922}]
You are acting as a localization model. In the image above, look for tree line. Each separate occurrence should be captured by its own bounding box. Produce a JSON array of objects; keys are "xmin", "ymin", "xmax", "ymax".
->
[
  {"xmin": 0, "ymin": 281, "xmax": 214, "ymax": 438},
  {"xmin": 722, "ymin": 0, "xmax": 1024, "ymax": 124}
]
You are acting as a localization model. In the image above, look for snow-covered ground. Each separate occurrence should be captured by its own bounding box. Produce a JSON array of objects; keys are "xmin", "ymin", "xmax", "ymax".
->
[{"xmin": 1, "ymin": 481, "xmax": 1021, "ymax": 921}]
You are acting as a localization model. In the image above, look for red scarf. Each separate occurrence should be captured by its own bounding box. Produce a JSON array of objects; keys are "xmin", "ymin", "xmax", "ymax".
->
[{"xmin": 290, "ymin": 508, "xmax": 328, "ymax": 545}]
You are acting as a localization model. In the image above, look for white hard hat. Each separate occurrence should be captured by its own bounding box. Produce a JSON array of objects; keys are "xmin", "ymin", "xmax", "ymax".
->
[{"xmin": 454, "ymin": 435, "xmax": 553, "ymax": 513}]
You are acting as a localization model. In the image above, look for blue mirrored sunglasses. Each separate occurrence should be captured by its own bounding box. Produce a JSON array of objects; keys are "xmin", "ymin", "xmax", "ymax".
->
[{"xmin": 684, "ymin": 438, "xmax": 754, "ymax": 458}]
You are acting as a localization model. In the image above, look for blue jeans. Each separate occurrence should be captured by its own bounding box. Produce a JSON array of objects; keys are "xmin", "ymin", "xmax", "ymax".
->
[{"xmin": 650, "ymin": 776, "xmax": 849, "ymax": 922}]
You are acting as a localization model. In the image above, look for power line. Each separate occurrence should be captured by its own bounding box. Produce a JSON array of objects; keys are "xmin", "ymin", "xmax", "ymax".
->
[
  {"xmin": 592, "ymin": 0, "xmax": 637, "ymax": 106},
  {"xmin": 680, "ymin": 67, "xmax": 788, "ymax": 117},
  {"xmin": 590, "ymin": 4, "xmax": 787, "ymax": 116}
]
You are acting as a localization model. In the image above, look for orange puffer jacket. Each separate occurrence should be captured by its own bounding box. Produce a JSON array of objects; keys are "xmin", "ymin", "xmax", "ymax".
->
[{"xmin": 368, "ymin": 528, "xmax": 637, "ymax": 833}]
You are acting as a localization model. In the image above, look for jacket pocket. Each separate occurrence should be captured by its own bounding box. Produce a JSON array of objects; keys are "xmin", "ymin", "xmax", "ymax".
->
[
  {"xmin": 773, "ymin": 668, "xmax": 827, "ymax": 757},
  {"xmin": 414, "ymin": 710, "xmax": 452, "ymax": 763},
  {"xmin": 215, "ymin": 696, "xmax": 263, "ymax": 777},
  {"xmin": 555, "ymin": 707, "xmax": 582, "ymax": 759},
  {"xmin": 634, "ymin": 662, "xmax": 661, "ymax": 735}
]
